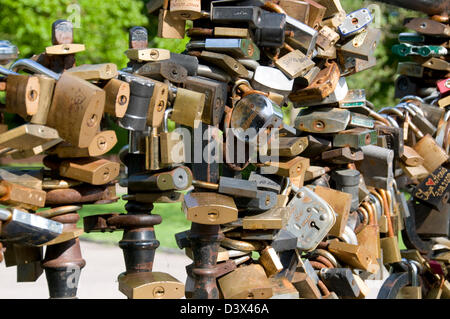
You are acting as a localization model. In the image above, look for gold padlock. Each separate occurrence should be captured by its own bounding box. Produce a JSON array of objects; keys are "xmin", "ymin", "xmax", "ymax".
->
[
  {"xmin": 5, "ymin": 74, "xmax": 40, "ymax": 120},
  {"xmin": 47, "ymin": 73, "xmax": 106, "ymax": 148},
  {"xmin": 10, "ymin": 138, "xmax": 62, "ymax": 159},
  {"xmin": 269, "ymin": 136, "xmax": 309, "ymax": 157},
  {"xmin": 118, "ymin": 272, "xmax": 185, "ymax": 299},
  {"xmin": 0, "ymin": 124, "xmax": 59, "ymax": 151},
  {"xmin": 413, "ymin": 134, "xmax": 449, "ymax": 172},
  {"xmin": 264, "ymin": 156, "xmax": 310, "ymax": 179},
  {"xmin": 291, "ymin": 271, "xmax": 322, "ymax": 299},
  {"xmin": 0, "ymin": 180, "xmax": 46, "ymax": 209},
  {"xmin": 103, "ymin": 79, "xmax": 130, "ymax": 119},
  {"xmin": 328, "ymin": 240, "xmax": 378, "ymax": 273},
  {"xmin": 45, "ymin": 43, "xmax": 85, "ymax": 55},
  {"xmin": 259, "ymin": 246, "xmax": 283, "ymax": 277},
  {"xmin": 218, "ymin": 264, "xmax": 273, "ymax": 299},
  {"xmin": 158, "ymin": 6, "xmax": 186, "ymax": 39},
  {"xmin": 58, "ymin": 158, "xmax": 120, "ymax": 185},
  {"xmin": 275, "ymin": 50, "xmax": 315, "ymax": 80},
  {"xmin": 66, "ymin": 63, "xmax": 118, "ymax": 81},
  {"xmin": 125, "ymin": 48, "xmax": 171, "ymax": 62},
  {"xmin": 183, "ymin": 192, "xmax": 238, "ymax": 225},
  {"xmin": 401, "ymin": 146, "xmax": 424, "ymax": 167},
  {"xmin": 171, "ymin": 88, "xmax": 205, "ymax": 128},
  {"xmin": 169, "ymin": 0, "xmax": 202, "ymax": 20},
  {"xmin": 30, "ymin": 75, "xmax": 56, "ymax": 125},
  {"xmin": 147, "ymin": 80, "xmax": 169, "ymax": 128},
  {"xmin": 160, "ymin": 109, "xmax": 185, "ymax": 166},
  {"xmin": 146, "ymin": 128, "xmax": 161, "ymax": 171},
  {"xmin": 314, "ymin": 185, "xmax": 352, "ymax": 238},
  {"xmin": 0, "ymin": 168, "xmax": 43, "ymax": 190},
  {"xmin": 52, "ymin": 130, "xmax": 117, "ymax": 158},
  {"xmin": 380, "ymin": 236, "xmax": 402, "ymax": 265}
]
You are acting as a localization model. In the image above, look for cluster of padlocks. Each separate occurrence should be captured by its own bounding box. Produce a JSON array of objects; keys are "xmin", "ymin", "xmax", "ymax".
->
[{"xmin": 0, "ymin": 0, "xmax": 448, "ymax": 299}]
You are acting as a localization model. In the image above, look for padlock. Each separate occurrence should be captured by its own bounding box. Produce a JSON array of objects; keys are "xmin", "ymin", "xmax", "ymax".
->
[
  {"xmin": 158, "ymin": 7, "xmax": 186, "ymax": 39},
  {"xmin": 198, "ymin": 50, "xmax": 249, "ymax": 79},
  {"xmin": 127, "ymin": 166, "xmax": 192, "ymax": 192},
  {"xmin": 125, "ymin": 48, "xmax": 171, "ymax": 63},
  {"xmin": 333, "ymin": 128, "xmax": 377, "ymax": 148},
  {"xmin": 270, "ymin": 277, "xmax": 300, "ymax": 299},
  {"xmin": 328, "ymin": 241, "xmax": 376, "ymax": 272},
  {"xmin": 218, "ymin": 264, "xmax": 273, "ymax": 299},
  {"xmin": 392, "ymin": 43, "xmax": 447, "ymax": 58},
  {"xmin": 52, "ymin": 130, "xmax": 117, "ymax": 158},
  {"xmin": 9, "ymin": 137, "xmax": 62, "ymax": 160},
  {"xmin": 275, "ymin": 50, "xmax": 316, "ymax": 80},
  {"xmin": 300, "ymin": 77, "xmax": 349, "ymax": 107},
  {"xmin": 16, "ymin": 261, "xmax": 44, "ymax": 283},
  {"xmin": 291, "ymin": 271, "xmax": 322, "ymax": 299},
  {"xmin": 263, "ymin": 156, "xmax": 310, "ymax": 179},
  {"xmin": 145, "ymin": 79, "xmax": 168, "ymax": 128},
  {"xmin": 397, "ymin": 62, "xmax": 424, "ymax": 78},
  {"xmin": 321, "ymin": 147, "xmax": 364, "ymax": 164},
  {"xmin": 0, "ymin": 124, "xmax": 59, "ymax": 151},
  {"xmin": 289, "ymin": 61, "xmax": 340, "ymax": 104},
  {"xmin": 303, "ymin": 0, "xmax": 326, "ymax": 29},
  {"xmin": 29, "ymin": 75, "xmax": 56, "ymax": 125},
  {"xmin": 0, "ymin": 168, "xmax": 43, "ymax": 190},
  {"xmin": 413, "ymin": 134, "xmax": 449, "ymax": 173},
  {"xmin": 251, "ymin": 66, "xmax": 295, "ymax": 97},
  {"xmin": 5, "ymin": 74, "xmax": 40, "ymax": 119},
  {"xmin": 294, "ymin": 107, "xmax": 351, "ymax": 133},
  {"xmin": 380, "ymin": 236, "xmax": 402, "ymax": 265},
  {"xmin": 0, "ymin": 180, "xmax": 46, "ymax": 209},
  {"xmin": 338, "ymin": 8, "xmax": 373, "ymax": 37},
  {"xmin": 413, "ymin": 201, "xmax": 449, "ymax": 238},
  {"xmin": 171, "ymin": 88, "xmax": 205, "ymax": 128},
  {"xmin": 187, "ymin": 38, "xmax": 260, "ymax": 61},
  {"xmin": 193, "ymin": 177, "xmax": 258, "ymax": 199},
  {"xmin": 160, "ymin": 109, "xmax": 185, "ymax": 166},
  {"xmin": 339, "ymin": 28, "xmax": 381, "ymax": 61},
  {"xmin": 102, "ymin": 79, "xmax": 130, "ymax": 119},
  {"xmin": 57, "ymin": 158, "xmax": 120, "ymax": 185},
  {"xmin": 316, "ymin": 26, "xmax": 340, "ymax": 51},
  {"xmin": 47, "ymin": 73, "xmax": 105, "ymax": 148},
  {"xmin": 278, "ymin": 0, "xmax": 310, "ymax": 24},
  {"xmin": 118, "ymin": 272, "xmax": 185, "ymax": 299},
  {"xmin": 404, "ymin": 17, "xmax": 450, "ymax": 37},
  {"xmin": 295, "ymin": 66, "xmax": 321, "ymax": 88},
  {"xmin": 304, "ymin": 166, "xmax": 327, "ymax": 182},
  {"xmin": 183, "ymin": 192, "xmax": 238, "ymax": 225},
  {"xmin": 319, "ymin": 268, "xmax": 360, "ymax": 298},
  {"xmin": 183, "ymin": 75, "xmax": 226, "ymax": 126},
  {"xmin": 248, "ymin": 172, "xmax": 282, "ymax": 193},
  {"xmin": 413, "ymin": 166, "xmax": 450, "ymax": 213},
  {"xmin": 66, "ymin": 63, "xmax": 118, "ymax": 81},
  {"xmin": 234, "ymin": 191, "xmax": 277, "ymax": 212},
  {"xmin": 397, "ymin": 260, "xmax": 422, "ymax": 299},
  {"xmin": 259, "ymin": 246, "xmax": 284, "ymax": 277},
  {"xmin": 314, "ymin": 185, "xmax": 352, "ymax": 238},
  {"xmin": 398, "ymin": 32, "xmax": 425, "ymax": 44},
  {"xmin": 422, "ymin": 57, "xmax": 450, "ymax": 72},
  {"xmin": 0, "ymin": 207, "xmax": 63, "ymax": 245},
  {"xmin": 45, "ymin": 43, "xmax": 85, "ymax": 55},
  {"xmin": 401, "ymin": 165, "xmax": 429, "ymax": 181},
  {"xmin": 242, "ymin": 207, "xmax": 290, "ymax": 230},
  {"xmin": 401, "ymin": 146, "xmax": 424, "ymax": 167},
  {"xmin": 286, "ymin": 186, "xmax": 336, "ymax": 251},
  {"xmin": 136, "ymin": 61, "xmax": 188, "ymax": 84}
]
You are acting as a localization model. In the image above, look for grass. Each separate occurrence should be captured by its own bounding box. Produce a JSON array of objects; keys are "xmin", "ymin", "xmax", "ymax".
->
[{"xmin": 77, "ymin": 199, "xmax": 191, "ymax": 250}]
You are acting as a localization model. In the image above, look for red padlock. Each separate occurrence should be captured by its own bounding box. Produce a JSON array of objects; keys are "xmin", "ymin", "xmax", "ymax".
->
[{"xmin": 437, "ymin": 78, "xmax": 450, "ymax": 95}]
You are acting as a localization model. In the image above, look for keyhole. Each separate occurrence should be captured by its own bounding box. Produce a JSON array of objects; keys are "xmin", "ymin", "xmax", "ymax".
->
[
  {"xmin": 153, "ymin": 286, "xmax": 165, "ymax": 298},
  {"xmin": 310, "ymin": 221, "xmax": 320, "ymax": 231},
  {"xmin": 119, "ymin": 95, "xmax": 128, "ymax": 106}
]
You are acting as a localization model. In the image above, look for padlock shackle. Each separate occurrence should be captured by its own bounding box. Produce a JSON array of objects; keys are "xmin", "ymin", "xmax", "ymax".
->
[
  {"xmin": 373, "ymin": 0, "xmax": 449, "ymax": 16},
  {"xmin": 10, "ymin": 59, "xmax": 60, "ymax": 80},
  {"xmin": 0, "ymin": 66, "xmax": 19, "ymax": 76}
]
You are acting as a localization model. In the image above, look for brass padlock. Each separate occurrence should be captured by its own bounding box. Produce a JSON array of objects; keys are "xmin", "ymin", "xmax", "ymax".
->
[
  {"xmin": 328, "ymin": 240, "xmax": 377, "ymax": 273},
  {"xmin": 58, "ymin": 158, "xmax": 120, "ymax": 185},
  {"xmin": 103, "ymin": 79, "xmax": 130, "ymax": 119},
  {"xmin": 242, "ymin": 207, "xmax": 290, "ymax": 230},
  {"xmin": 45, "ymin": 43, "xmax": 85, "ymax": 55},
  {"xmin": 0, "ymin": 124, "xmax": 59, "ymax": 151},
  {"xmin": 158, "ymin": 8, "xmax": 186, "ymax": 39},
  {"xmin": 118, "ymin": 272, "xmax": 185, "ymax": 299},
  {"xmin": 10, "ymin": 138, "xmax": 62, "ymax": 160},
  {"xmin": 401, "ymin": 145, "xmax": 424, "ymax": 167},
  {"xmin": 304, "ymin": 0, "xmax": 326, "ymax": 29},
  {"xmin": 0, "ymin": 181, "xmax": 46, "ymax": 209},
  {"xmin": 169, "ymin": 0, "xmax": 202, "ymax": 20},
  {"xmin": 160, "ymin": 109, "xmax": 185, "ymax": 166},
  {"xmin": 47, "ymin": 73, "xmax": 106, "ymax": 148},
  {"xmin": 5, "ymin": 74, "xmax": 40, "ymax": 119},
  {"xmin": 52, "ymin": 130, "xmax": 117, "ymax": 158},
  {"xmin": 380, "ymin": 236, "xmax": 402, "ymax": 265},
  {"xmin": 339, "ymin": 28, "xmax": 381, "ymax": 61},
  {"xmin": 171, "ymin": 88, "xmax": 205, "ymax": 128},
  {"xmin": 270, "ymin": 277, "xmax": 299, "ymax": 299},
  {"xmin": 291, "ymin": 271, "xmax": 322, "ymax": 299},
  {"xmin": 30, "ymin": 75, "xmax": 56, "ymax": 125},
  {"xmin": 316, "ymin": 26, "xmax": 340, "ymax": 51},
  {"xmin": 183, "ymin": 192, "xmax": 238, "ymax": 225},
  {"xmin": 314, "ymin": 185, "xmax": 351, "ymax": 238},
  {"xmin": 3, "ymin": 244, "xmax": 43, "ymax": 267},
  {"xmin": 259, "ymin": 246, "xmax": 283, "ymax": 277},
  {"xmin": 269, "ymin": 136, "xmax": 309, "ymax": 157},
  {"xmin": 279, "ymin": 0, "xmax": 310, "ymax": 24},
  {"xmin": 66, "ymin": 63, "xmax": 118, "ymax": 81},
  {"xmin": 218, "ymin": 264, "xmax": 273, "ymax": 299},
  {"xmin": 401, "ymin": 164, "xmax": 429, "ymax": 180},
  {"xmin": 275, "ymin": 50, "xmax": 315, "ymax": 80},
  {"xmin": 125, "ymin": 48, "xmax": 171, "ymax": 62},
  {"xmin": 263, "ymin": 156, "xmax": 310, "ymax": 178},
  {"xmin": 128, "ymin": 166, "xmax": 192, "ymax": 192},
  {"xmin": 146, "ymin": 128, "xmax": 161, "ymax": 171},
  {"xmin": 413, "ymin": 134, "xmax": 449, "ymax": 172},
  {"xmin": 147, "ymin": 79, "xmax": 168, "ymax": 128},
  {"xmin": 0, "ymin": 168, "xmax": 43, "ymax": 190}
]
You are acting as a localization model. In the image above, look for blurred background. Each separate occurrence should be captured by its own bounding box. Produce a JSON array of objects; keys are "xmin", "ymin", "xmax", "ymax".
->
[{"xmin": 0, "ymin": 0, "xmax": 419, "ymax": 250}]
